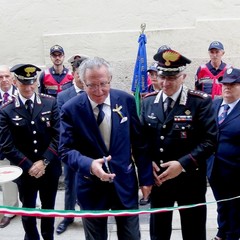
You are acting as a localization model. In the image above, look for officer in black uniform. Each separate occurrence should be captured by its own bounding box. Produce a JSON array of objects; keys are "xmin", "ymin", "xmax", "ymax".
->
[
  {"xmin": 0, "ymin": 64, "xmax": 61, "ymax": 240},
  {"xmin": 141, "ymin": 46, "xmax": 217, "ymax": 240}
]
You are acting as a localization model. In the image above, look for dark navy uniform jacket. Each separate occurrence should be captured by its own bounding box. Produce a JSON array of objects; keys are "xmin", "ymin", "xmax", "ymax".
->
[
  {"xmin": 0, "ymin": 93, "xmax": 61, "ymax": 179},
  {"xmin": 207, "ymin": 98, "xmax": 240, "ymax": 179},
  {"xmin": 141, "ymin": 85, "xmax": 217, "ymax": 176}
]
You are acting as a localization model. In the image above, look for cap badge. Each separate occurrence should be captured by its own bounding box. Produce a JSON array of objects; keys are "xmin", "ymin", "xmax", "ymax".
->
[
  {"xmin": 24, "ymin": 67, "xmax": 36, "ymax": 77},
  {"xmin": 227, "ymin": 68, "xmax": 233, "ymax": 75},
  {"xmin": 53, "ymin": 46, "xmax": 60, "ymax": 51},
  {"xmin": 163, "ymin": 50, "xmax": 180, "ymax": 66}
]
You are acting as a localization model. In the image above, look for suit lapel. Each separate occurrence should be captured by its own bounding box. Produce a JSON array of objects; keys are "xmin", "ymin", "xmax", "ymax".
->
[
  {"xmin": 213, "ymin": 99, "xmax": 222, "ymax": 124},
  {"xmin": 221, "ymin": 100, "xmax": 240, "ymax": 126},
  {"xmin": 154, "ymin": 93, "xmax": 165, "ymax": 122},
  {"xmin": 32, "ymin": 100, "xmax": 44, "ymax": 120},
  {"xmin": 109, "ymin": 93, "xmax": 121, "ymax": 150},
  {"xmin": 14, "ymin": 100, "xmax": 31, "ymax": 120}
]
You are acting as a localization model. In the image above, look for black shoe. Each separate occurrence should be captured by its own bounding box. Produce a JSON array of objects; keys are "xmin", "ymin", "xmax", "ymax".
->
[
  {"xmin": 139, "ymin": 197, "xmax": 150, "ymax": 206},
  {"xmin": 0, "ymin": 216, "xmax": 16, "ymax": 228},
  {"xmin": 56, "ymin": 219, "xmax": 73, "ymax": 234}
]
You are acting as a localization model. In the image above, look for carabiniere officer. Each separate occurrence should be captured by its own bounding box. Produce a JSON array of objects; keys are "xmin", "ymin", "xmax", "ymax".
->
[
  {"xmin": 141, "ymin": 45, "xmax": 217, "ymax": 240},
  {"xmin": 0, "ymin": 64, "xmax": 61, "ymax": 240}
]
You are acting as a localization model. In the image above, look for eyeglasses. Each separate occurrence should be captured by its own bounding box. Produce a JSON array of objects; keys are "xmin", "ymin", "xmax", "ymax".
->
[
  {"xmin": 85, "ymin": 81, "xmax": 110, "ymax": 90},
  {"xmin": 157, "ymin": 74, "xmax": 183, "ymax": 81}
]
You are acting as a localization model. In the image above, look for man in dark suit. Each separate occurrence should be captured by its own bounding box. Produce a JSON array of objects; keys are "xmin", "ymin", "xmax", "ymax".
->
[
  {"xmin": 0, "ymin": 65, "xmax": 19, "ymax": 228},
  {"xmin": 59, "ymin": 57, "xmax": 153, "ymax": 240},
  {"xmin": 141, "ymin": 45, "xmax": 217, "ymax": 240},
  {"xmin": 0, "ymin": 64, "xmax": 61, "ymax": 240},
  {"xmin": 56, "ymin": 55, "xmax": 87, "ymax": 234},
  {"xmin": 207, "ymin": 68, "xmax": 240, "ymax": 240}
]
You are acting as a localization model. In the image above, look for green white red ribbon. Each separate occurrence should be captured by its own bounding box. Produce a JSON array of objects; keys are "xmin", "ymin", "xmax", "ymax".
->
[{"xmin": 0, "ymin": 195, "xmax": 239, "ymax": 218}]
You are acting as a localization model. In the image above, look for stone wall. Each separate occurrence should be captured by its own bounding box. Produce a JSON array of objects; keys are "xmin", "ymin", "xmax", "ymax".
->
[{"xmin": 1, "ymin": 0, "xmax": 240, "ymax": 91}]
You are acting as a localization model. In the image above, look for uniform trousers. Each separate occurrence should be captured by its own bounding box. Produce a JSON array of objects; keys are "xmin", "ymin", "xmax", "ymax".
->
[
  {"xmin": 0, "ymin": 159, "xmax": 19, "ymax": 218},
  {"xmin": 209, "ymin": 160, "xmax": 240, "ymax": 240},
  {"xmin": 63, "ymin": 162, "xmax": 77, "ymax": 223},
  {"xmin": 17, "ymin": 172, "xmax": 59, "ymax": 240},
  {"xmin": 150, "ymin": 173, "xmax": 207, "ymax": 240}
]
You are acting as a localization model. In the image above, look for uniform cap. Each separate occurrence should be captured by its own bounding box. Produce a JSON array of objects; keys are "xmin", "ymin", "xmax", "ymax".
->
[
  {"xmin": 208, "ymin": 41, "xmax": 224, "ymax": 51},
  {"xmin": 50, "ymin": 44, "xmax": 64, "ymax": 55},
  {"xmin": 218, "ymin": 67, "xmax": 240, "ymax": 83},
  {"xmin": 147, "ymin": 62, "xmax": 158, "ymax": 72},
  {"xmin": 153, "ymin": 45, "xmax": 191, "ymax": 76},
  {"xmin": 10, "ymin": 64, "xmax": 41, "ymax": 85}
]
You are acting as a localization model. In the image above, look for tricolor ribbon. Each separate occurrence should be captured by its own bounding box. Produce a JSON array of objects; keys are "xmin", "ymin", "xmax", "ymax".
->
[{"xmin": 0, "ymin": 195, "xmax": 239, "ymax": 218}]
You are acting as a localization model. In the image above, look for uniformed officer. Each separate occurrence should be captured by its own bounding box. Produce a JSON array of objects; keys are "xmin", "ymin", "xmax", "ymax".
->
[
  {"xmin": 38, "ymin": 44, "xmax": 74, "ymax": 97},
  {"xmin": 141, "ymin": 46, "xmax": 217, "ymax": 240},
  {"xmin": 0, "ymin": 64, "xmax": 62, "ymax": 240}
]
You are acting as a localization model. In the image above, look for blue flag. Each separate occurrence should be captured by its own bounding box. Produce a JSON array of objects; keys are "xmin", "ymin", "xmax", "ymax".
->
[{"xmin": 131, "ymin": 33, "xmax": 148, "ymax": 116}]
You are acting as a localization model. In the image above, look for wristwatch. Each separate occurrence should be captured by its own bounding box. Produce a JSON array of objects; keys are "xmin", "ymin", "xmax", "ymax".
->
[{"xmin": 43, "ymin": 159, "xmax": 50, "ymax": 167}]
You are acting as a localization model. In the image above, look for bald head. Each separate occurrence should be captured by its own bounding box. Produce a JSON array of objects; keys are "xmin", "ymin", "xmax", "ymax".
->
[{"xmin": 0, "ymin": 65, "xmax": 14, "ymax": 92}]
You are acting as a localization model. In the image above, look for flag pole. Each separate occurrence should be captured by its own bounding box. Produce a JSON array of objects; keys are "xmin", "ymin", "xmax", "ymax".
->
[
  {"xmin": 131, "ymin": 23, "xmax": 148, "ymax": 116},
  {"xmin": 140, "ymin": 23, "xmax": 146, "ymax": 34}
]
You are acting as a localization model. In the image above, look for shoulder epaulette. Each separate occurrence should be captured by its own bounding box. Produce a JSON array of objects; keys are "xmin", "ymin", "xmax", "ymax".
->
[
  {"xmin": 188, "ymin": 89, "xmax": 209, "ymax": 98},
  {"xmin": 39, "ymin": 93, "xmax": 54, "ymax": 99},
  {"xmin": 1, "ymin": 99, "xmax": 14, "ymax": 108},
  {"xmin": 143, "ymin": 91, "xmax": 159, "ymax": 99}
]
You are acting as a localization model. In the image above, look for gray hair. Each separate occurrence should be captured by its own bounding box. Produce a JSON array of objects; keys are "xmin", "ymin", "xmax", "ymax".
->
[{"xmin": 78, "ymin": 57, "xmax": 113, "ymax": 82}]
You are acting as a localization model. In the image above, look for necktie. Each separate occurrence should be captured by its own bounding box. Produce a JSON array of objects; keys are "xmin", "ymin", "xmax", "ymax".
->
[
  {"xmin": 165, "ymin": 97, "xmax": 173, "ymax": 118},
  {"xmin": 25, "ymin": 99, "xmax": 33, "ymax": 115},
  {"xmin": 218, "ymin": 104, "xmax": 230, "ymax": 124},
  {"xmin": 3, "ymin": 92, "xmax": 9, "ymax": 103},
  {"xmin": 97, "ymin": 104, "xmax": 105, "ymax": 125},
  {"xmin": 96, "ymin": 104, "xmax": 110, "ymax": 149}
]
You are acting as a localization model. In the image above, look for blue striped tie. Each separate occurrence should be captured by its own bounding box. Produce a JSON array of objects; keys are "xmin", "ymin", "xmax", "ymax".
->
[{"xmin": 218, "ymin": 104, "xmax": 230, "ymax": 124}]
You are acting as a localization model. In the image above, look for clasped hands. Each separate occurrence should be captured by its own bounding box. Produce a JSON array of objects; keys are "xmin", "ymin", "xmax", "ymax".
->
[
  {"xmin": 153, "ymin": 160, "xmax": 183, "ymax": 186},
  {"xmin": 28, "ymin": 160, "xmax": 46, "ymax": 178}
]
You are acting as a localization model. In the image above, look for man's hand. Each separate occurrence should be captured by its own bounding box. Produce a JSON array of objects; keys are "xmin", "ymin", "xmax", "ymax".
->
[
  {"xmin": 156, "ymin": 160, "xmax": 183, "ymax": 185},
  {"xmin": 140, "ymin": 185, "xmax": 152, "ymax": 201},
  {"xmin": 28, "ymin": 160, "xmax": 46, "ymax": 178},
  {"xmin": 90, "ymin": 155, "xmax": 116, "ymax": 182}
]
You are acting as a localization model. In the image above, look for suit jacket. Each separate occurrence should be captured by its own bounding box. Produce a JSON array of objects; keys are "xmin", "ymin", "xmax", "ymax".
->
[
  {"xmin": 141, "ymin": 86, "xmax": 217, "ymax": 176},
  {"xmin": 0, "ymin": 93, "xmax": 61, "ymax": 179},
  {"xmin": 0, "ymin": 85, "xmax": 18, "ymax": 106},
  {"xmin": 57, "ymin": 85, "xmax": 77, "ymax": 110},
  {"xmin": 0, "ymin": 85, "xmax": 18, "ymax": 159},
  {"xmin": 207, "ymin": 98, "xmax": 240, "ymax": 180},
  {"xmin": 59, "ymin": 89, "xmax": 153, "ymax": 209}
]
